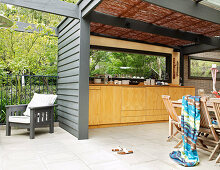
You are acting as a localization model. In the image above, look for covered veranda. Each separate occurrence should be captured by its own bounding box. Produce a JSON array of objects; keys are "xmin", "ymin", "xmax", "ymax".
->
[
  {"xmin": 58, "ymin": 0, "xmax": 220, "ymax": 140},
  {"xmin": 0, "ymin": 0, "xmax": 219, "ymax": 139},
  {"xmin": 1, "ymin": 123, "xmax": 220, "ymax": 169},
  {"xmin": 0, "ymin": 0, "xmax": 220, "ymax": 169}
]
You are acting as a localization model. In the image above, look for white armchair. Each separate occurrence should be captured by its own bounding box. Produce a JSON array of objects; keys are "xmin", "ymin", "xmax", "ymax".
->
[{"xmin": 6, "ymin": 93, "xmax": 57, "ymax": 139}]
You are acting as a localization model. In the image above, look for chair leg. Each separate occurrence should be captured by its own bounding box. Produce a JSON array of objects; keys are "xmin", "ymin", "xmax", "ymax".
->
[
  {"xmin": 6, "ymin": 122, "xmax": 11, "ymax": 136},
  {"xmin": 49, "ymin": 108, "xmax": 54, "ymax": 134},
  {"xmin": 174, "ymin": 139, "xmax": 183, "ymax": 148},
  {"xmin": 30, "ymin": 127, "xmax": 35, "ymax": 139},
  {"xmin": 216, "ymin": 154, "xmax": 220, "ymax": 163},
  {"xmin": 49, "ymin": 122, "xmax": 54, "ymax": 133},
  {"xmin": 167, "ymin": 131, "xmax": 178, "ymax": 142},
  {"xmin": 209, "ymin": 144, "xmax": 220, "ymax": 161},
  {"xmin": 27, "ymin": 128, "xmax": 30, "ymax": 132},
  {"xmin": 198, "ymin": 139, "xmax": 208, "ymax": 149}
]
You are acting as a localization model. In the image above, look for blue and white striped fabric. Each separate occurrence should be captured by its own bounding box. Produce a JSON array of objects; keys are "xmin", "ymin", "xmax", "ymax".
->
[{"xmin": 170, "ymin": 95, "xmax": 200, "ymax": 167}]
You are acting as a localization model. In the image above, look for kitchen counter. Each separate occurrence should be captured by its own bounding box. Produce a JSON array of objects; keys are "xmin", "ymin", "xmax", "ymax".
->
[
  {"xmin": 89, "ymin": 84, "xmax": 195, "ymax": 128},
  {"xmin": 89, "ymin": 83, "xmax": 194, "ymax": 88}
]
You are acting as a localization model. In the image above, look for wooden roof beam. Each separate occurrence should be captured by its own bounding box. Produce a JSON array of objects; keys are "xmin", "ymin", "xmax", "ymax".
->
[
  {"xmin": 143, "ymin": 0, "xmax": 220, "ymax": 25},
  {"xmin": 182, "ymin": 44, "xmax": 220, "ymax": 55},
  {"xmin": 0, "ymin": 0, "xmax": 79, "ymax": 18},
  {"xmin": 88, "ymin": 11, "xmax": 220, "ymax": 48},
  {"xmin": 14, "ymin": 22, "xmax": 58, "ymax": 36}
]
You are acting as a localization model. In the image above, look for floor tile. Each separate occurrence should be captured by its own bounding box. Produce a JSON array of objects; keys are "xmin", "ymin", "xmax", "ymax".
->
[
  {"xmin": 46, "ymin": 159, "xmax": 91, "ymax": 170},
  {"xmin": 41, "ymin": 151, "xmax": 78, "ymax": 164},
  {"xmin": 0, "ymin": 123, "xmax": 219, "ymax": 170},
  {"xmin": 78, "ymin": 150, "xmax": 118, "ymax": 165},
  {"xmin": 2, "ymin": 159, "xmax": 47, "ymax": 170},
  {"xmin": 89, "ymin": 160, "xmax": 131, "ymax": 170}
]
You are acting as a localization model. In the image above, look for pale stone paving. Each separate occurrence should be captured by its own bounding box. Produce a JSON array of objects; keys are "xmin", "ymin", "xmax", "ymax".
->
[{"xmin": 0, "ymin": 123, "xmax": 219, "ymax": 170}]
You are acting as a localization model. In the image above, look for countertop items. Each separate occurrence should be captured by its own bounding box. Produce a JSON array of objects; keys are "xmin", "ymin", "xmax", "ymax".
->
[
  {"xmin": 89, "ymin": 83, "xmax": 194, "ymax": 88},
  {"xmin": 94, "ymin": 78, "xmax": 102, "ymax": 84},
  {"xmin": 122, "ymin": 80, "xmax": 130, "ymax": 85}
]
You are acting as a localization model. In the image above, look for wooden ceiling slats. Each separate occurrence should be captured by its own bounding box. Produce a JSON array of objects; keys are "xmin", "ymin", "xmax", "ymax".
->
[
  {"xmin": 205, "ymin": 30, "xmax": 220, "ymax": 37},
  {"xmin": 90, "ymin": 22, "xmax": 195, "ymax": 47},
  {"xmin": 91, "ymin": 0, "xmax": 220, "ymax": 47}
]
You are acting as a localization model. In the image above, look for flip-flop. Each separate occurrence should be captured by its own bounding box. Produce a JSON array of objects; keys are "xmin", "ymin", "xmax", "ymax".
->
[
  {"xmin": 112, "ymin": 146, "xmax": 123, "ymax": 152},
  {"xmin": 117, "ymin": 148, "xmax": 133, "ymax": 154}
]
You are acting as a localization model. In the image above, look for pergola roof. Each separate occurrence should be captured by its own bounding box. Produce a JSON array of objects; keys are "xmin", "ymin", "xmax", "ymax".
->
[
  {"xmin": 1, "ymin": 0, "xmax": 220, "ymax": 53},
  {"xmin": 1, "ymin": 0, "xmax": 220, "ymax": 140},
  {"xmin": 90, "ymin": 23, "xmax": 193, "ymax": 47},
  {"xmin": 90, "ymin": 0, "xmax": 220, "ymax": 48}
]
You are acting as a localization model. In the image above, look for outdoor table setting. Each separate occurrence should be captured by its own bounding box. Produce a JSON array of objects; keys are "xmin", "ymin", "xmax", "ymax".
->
[
  {"xmin": 169, "ymin": 98, "xmax": 215, "ymax": 137},
  {"xmin": 163, "ymin": 64, "xmax": 220, "ymax": 166}
]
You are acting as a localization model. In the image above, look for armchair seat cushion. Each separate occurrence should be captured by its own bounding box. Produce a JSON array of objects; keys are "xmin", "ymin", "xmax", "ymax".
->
[{"xmin": 9, "ymin": 116, "xmax": 30, "ymax": 124}]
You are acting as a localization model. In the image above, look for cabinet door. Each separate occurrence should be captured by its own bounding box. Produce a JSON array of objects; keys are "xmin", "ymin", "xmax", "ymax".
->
[
  {"xmin": 185, "ymin": 88, "xmax": 195, "ymax": 96},
  {"xmin": 169, "ymin": 87, "xmax": 195, "ymax": 101},
  {"xmin": 145, "ymin": 87, "xmax": 169, "ymax": 110},
  {"xmin": 145, "ymin": 115, "xmax": 169, "ymax": 121},
  {"xmin": 145, "ymin": 109, "xmax": 168, "ymax": 116},
  {"xmin": 121, "ymin": 116, "xmax": 146, "ymax": 123},
  {"xmin": 100, "ymin": 86, "xmax": 121, "ymax": 124},
  {"xmin": 169, "ymin": 87, "xmax": 195, "ymax": 115},
  {"xmin": 121, "ymin": 87, "xmax": 145, "ymax": 111},
  {"xmin": 89, "ymin": 89, "xmax": 100, "ymax": 125}
]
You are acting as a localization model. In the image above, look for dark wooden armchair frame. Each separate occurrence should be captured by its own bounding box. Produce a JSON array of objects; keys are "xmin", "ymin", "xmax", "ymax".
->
[{"xmin": 6, "ymin": 104, "xmax": 57, "ymax": 139}]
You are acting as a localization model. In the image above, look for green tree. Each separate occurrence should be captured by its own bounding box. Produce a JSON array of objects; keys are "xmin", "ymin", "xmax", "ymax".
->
[
  {"xmin": 0, "ymin": 4, "xmax": 58, "ymax": 76},
  {"xmin": 89, "ymin": 50, "xmax": 166, "ymax": 79},
  {"xmin": 0, "ymin": 25, "xmax": 58, "ymax": 75}
]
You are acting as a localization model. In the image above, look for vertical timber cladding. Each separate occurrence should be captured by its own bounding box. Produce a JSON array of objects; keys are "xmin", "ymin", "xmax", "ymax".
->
[{"xmin": 57, "ymin": 17, "xmax": 90, "ymax": 139}]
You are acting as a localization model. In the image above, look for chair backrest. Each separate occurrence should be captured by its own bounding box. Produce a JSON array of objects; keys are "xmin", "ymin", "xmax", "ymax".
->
[
  {"xmin": 200, "ymin": 97, "xmax": 219, "ymax": 141},
  {"xmin": 210, "ymin": 98, "xmax": 220, "ymax": 128},
  {"xmin": 200, "ymin": 97, "xmax": 213, "ymax": 128},
  {"xmin": 162, "ymin": 95, "xmax": 180, "ymax": 123}
]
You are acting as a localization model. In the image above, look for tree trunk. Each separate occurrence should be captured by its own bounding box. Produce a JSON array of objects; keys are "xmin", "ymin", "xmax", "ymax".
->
[{"xmin": 157, "ymin": 57, "xmax": 162, "ymax": 80}]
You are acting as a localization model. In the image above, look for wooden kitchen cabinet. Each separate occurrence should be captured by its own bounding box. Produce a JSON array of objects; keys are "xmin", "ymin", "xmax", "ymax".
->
[
  {"xmin": 99, "ymin": 86, "xmax": 121, "ymax": 124},
  {"xmin": 145, "ymin": 114, "xmax": 169, "ymax": 122},
  {"xmin": 89, "ymin": 89, "xmax": 100, "ymax": 125},
  {"xmin": 121, "ymin": 115, "xmax": 146, "ymax": 123},
  {"xmin": 121, "ymin": 87, "xmax": 145, "ymax": 111},
  {"xmin": 145, "ymin": 87, "xmax": 169, "ymax": 110},
  {"xmin": 145, "ymin": 109, "xmax": 168, "ymax": 116},
  {"xmin": 169, "ymin": 87, "xmax": 195, "ymax": 115},
  {"xmin": 89, "ymin": 85, "xmax": 195, "ymax": 127},
  {"xmin": 169, "ymin": 87, "xmax": 195, "ymax": 100}
]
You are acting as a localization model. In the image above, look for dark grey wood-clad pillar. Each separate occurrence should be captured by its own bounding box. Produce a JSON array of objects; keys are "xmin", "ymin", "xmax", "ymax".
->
[
  {"xmin": 57, "ymin": 17, "xmax": 90, "ymax": 139},
  {"xmin": 78, "ymin": 18, "xmax": 90, "ymax": 140},
  {"xmin": 56, "ymin": 0, "xmax": 101, "ymax": 140}
]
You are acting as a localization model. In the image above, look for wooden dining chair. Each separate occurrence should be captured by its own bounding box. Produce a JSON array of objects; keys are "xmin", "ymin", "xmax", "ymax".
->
[
  {"xmin": 162, "ymin": 95, "xmax": 182, "ymax": 148},
  {"xmin": 198, "ymin": 97, "xmax": 220, "ymax": 162},
  {"xmin": 209, "ymin": 98, "xmax": 220, "ymax": 163}
]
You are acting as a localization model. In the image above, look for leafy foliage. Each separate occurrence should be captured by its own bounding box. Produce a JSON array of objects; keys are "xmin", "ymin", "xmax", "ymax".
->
[
  {"xmin": 0, "ymin": 75, "xmax": 58, "ymax": 124},
  {"xmin": 0, "ymin": 3, "xmax": 64, "ymax": 27},
  {"xmin": 190, "ymin": 59, "xmax": 220, "ymax": 78},
  {"xmin": 0, "ymin": 4, "xmax": 58, "ymax": 76},
  {"xmin": 90, "ymin": 50, "xmax": 166, "ymax": 80}
]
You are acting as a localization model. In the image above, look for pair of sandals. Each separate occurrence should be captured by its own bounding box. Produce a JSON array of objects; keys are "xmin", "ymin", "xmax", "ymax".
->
[{"xmin": 112, "ymin": 146, "xmax": 133, "ymax": 154}]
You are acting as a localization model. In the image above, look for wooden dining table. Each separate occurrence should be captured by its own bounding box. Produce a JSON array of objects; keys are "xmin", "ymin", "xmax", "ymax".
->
[{"xmin": 172, "ymin": 100, "xmax": 214, "ymax": 111}]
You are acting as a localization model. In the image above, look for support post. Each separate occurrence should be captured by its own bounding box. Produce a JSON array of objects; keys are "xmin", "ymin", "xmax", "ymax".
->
[
  {"xmin": 78, "ymin": 18, "xmax": 90, "ymax": 140},
  {"xmin": 179, "ymin": 51, "xmax": 184, "ymax": 86}
]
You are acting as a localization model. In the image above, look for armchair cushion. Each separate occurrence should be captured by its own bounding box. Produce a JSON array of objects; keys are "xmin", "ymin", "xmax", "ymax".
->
[
  {"xmin": 9, "ymin": 116, "xmax": 30, "ymax": 124},
  {"xmin": 23, "ymin": 93, "xmax": 57, "ymax": 116}
]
